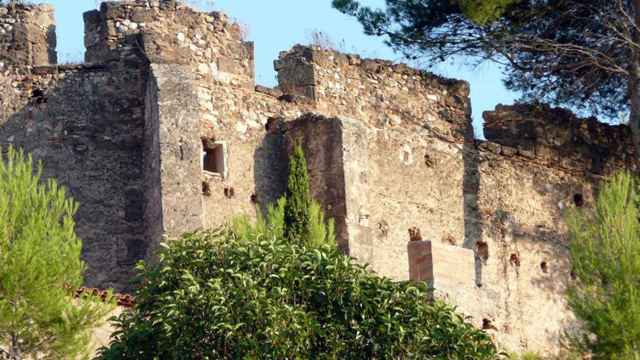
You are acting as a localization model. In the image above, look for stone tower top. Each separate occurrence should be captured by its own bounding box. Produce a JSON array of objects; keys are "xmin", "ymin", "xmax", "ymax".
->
[
  {"xmin": 0, "ymin": 3, "xmax": 56, "ymax": 69},
  {"xmin": 83, "ymin": 0, "xmax": 254, "ymax": 84}
]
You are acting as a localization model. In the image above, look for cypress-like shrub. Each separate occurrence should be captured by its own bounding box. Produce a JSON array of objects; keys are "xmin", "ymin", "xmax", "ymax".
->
[{"xmin": 283, "ymin": 143, "xmax": 313, "ymax": 245}]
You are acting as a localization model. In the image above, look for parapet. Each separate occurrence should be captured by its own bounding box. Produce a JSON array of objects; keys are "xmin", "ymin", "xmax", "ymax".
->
[
  {"xmin": 275, "ymin": 45, "xmax": 471, "ymax": 138},
  {"xmin": 483, "ymin": 104, "xmax": 638, "ymax": 174},
  {"xmin": 0, "ymin": 3, "xmax": 56, "ymax": 69},
  {"xmin": 84, "ymin": 0, "xmax": 254, "ymax": 83}
]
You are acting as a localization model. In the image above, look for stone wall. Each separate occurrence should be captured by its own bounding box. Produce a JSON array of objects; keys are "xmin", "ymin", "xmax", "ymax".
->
[
  {"xmin": 1, "ymin": 0, "xmax": 637, "ymax": 356},
  {"xmin": 0, "ymin": 3, "xmax": 56, "ymax": 69},
  {"xmin": 484, "ymin": 103, "xmax": 639, "ymax": 174},
  {"xmin": 0, "ymin": 64, "xmax": 146, "ymax": 291}
]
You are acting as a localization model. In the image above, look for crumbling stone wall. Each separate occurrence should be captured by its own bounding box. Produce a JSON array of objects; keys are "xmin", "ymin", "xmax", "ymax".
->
[
  {"xmin": 0, "ymin": 3, "xmax": 56, "ymax": 69},
  {"xmin": 0, "ymin": 64, "xmax": 147, "ymax": 291},
  {"xmin": 2, "ymin": 0, "xmax": 638, "ymax": 355},
  {"xmin": 485, "ymin": 103, "xmax": 638, "ymax": 174}
]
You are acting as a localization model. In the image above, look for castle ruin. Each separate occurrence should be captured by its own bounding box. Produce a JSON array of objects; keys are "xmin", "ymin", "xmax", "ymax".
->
[{"xmin": 1, "ymin": 0, "xmax": 637, "ymax": 355}]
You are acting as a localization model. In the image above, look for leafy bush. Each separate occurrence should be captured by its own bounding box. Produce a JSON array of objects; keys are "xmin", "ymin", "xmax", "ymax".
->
[
  {"xmin": 98, "ymin": 225, "xmax": 497, "ymax": 359},
  {"xmin": 566, "ymin": 172, "xmax": 640, "ymax": 358},
  {"xmin": 0, "ymin": 147, "xmax": 112, "ymax": 360}
]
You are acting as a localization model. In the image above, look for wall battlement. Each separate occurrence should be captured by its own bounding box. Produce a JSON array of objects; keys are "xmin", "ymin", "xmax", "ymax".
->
[
  {"xmin": 0, "ymin": 0, "xmax": 637, "ymax": 356},
  {"xmin": 484, "ymin": 104, "xmax": 638, "ymax": 174},
  {"xmin": 84, "ymin": 0, "xmax": 254, "ymax": 86},
  {"xmin": 276, "ymin": 45, "xmax": 471, "ymax": 139},
  {"xmin": 0, "ymin": 3, "xmax": 56, "ymax": 69}
]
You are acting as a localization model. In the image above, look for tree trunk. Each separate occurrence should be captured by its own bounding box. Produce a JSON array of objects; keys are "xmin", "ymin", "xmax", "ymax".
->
[
  {"xmin": 630, "ymin": 0, "xmax": 640, "ymax": 159},
  {"xmin": 9, "ymin": 334, "xmax": 21, "ymax": 360}
]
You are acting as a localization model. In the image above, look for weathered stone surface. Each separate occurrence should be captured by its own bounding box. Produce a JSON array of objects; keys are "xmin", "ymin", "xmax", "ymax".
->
[
  {"xmin": 0, "ymin": 64, "xmax": 146, "ymax": 291},
  {"xmin": 0, "ymin": 4, "xmax": 56, "ymax": 68},
  {"xmin": 1, "ymin": 1, "xmax": 636, "ymax": 356}
]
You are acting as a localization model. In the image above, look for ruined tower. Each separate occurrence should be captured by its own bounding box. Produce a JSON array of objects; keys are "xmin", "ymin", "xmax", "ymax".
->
[{"xmin": 0, "ymin": 0, "xmax": 637, "ymax": 355}]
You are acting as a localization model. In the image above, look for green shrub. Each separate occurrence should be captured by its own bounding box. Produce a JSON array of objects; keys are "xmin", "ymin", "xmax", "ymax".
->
[
  {"xmin": 97, "ymin": 225, "xmax": 497, "ymax": 359},
  {"xmin": 283, "ymin": 142, "xmax": 313, "ymax": 245},
  {"xmin": 566, "ymin": 172, "xmax": 640, "ymax": 358},
  {"xmin": 0, "ymin": 147, "xmax": 112, "ymax": 360}
]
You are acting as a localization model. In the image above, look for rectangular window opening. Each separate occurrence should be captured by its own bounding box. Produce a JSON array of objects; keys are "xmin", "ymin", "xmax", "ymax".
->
[{"xmin": 202, "ymin": 140, "xmax": 227, "ymax": 178}]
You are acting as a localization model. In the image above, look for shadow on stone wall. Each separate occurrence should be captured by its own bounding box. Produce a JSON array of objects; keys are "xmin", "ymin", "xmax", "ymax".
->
[
  {"xmin": 0, "ymin": 65, "xmax": 147, "ymax": 292},
  {"xmin": 462, "ymin": 130, "xmax": 484, "ymax": 287},
  {"xmin": 253, "ymin": 117, "xmax": 288, "ymax": 216}
]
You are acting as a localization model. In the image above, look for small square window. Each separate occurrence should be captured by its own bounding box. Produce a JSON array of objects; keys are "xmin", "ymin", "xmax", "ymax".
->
[{"xmin": 202, "ymin": 140, "xmax": 227, "ymax": 178}]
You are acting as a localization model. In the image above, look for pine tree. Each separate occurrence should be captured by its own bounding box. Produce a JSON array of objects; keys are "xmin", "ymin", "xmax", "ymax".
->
[
  {"xmin": 566, "ymin": 172, "xmax": 640, "ymax": 358},
  {"xmin": 283, "ymin": 143, "xmax": 312, "ymax": 245},
  {"xmin": 0, "ymin": 147, "xmax": 112, "ymax": 360}
]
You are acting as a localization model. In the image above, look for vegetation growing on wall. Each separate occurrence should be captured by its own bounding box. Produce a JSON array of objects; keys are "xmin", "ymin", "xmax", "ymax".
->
[
  {"xmin": 0, "ymin": 147, "xmax": 112, "ymax": 360},
  {"xmin": 283, "ymin": 142, "xmax": 335, "ymax": 248}
]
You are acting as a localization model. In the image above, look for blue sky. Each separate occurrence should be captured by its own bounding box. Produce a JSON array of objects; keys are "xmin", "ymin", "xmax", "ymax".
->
[{"xmin": 46, "ymin": 0, "xmax": 519, "ymax": 137}]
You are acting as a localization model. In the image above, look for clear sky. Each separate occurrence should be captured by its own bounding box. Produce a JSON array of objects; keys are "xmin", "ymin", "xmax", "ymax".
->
[{"xmin": 45, "ymin": 0, "xmax": 519, "ymax": 137}]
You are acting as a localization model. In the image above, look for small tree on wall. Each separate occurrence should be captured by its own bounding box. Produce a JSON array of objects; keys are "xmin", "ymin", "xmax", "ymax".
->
[
  {"xmin": 0, "ymin": 147, "xmax": 112, "ymax": 360},
  {"xmin": 282, "ymin": 142, "xmax": 335, "ymax": 248},
  {"xmin": 283, "ymin": 142, "xmax": 313, "ymax": 245}
]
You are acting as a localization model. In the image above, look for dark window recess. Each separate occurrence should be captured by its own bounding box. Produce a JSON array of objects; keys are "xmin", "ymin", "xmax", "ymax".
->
[
  {"xmin": 224, "ymin": 187, "xmax": 235, "ymax": 199},
  {"xmin": 573, "ymin": 193, "xmax": 584, "ymax": 207},
  {"xmin": 202, "ymin": 138, "xmax": 226, "ymax": 176}
]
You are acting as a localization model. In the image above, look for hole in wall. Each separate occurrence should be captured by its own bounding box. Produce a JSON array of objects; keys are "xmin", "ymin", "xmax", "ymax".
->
[
  {"xmin": 250, "ymin": 193, "xmax": 258, "ymax": 203},
  {"xmin": 476, "ymin": 241, "xmax": 489, "ymax": 262},
  {"xmin": 573, "ymin": 193, "xmax": 584, "ymax": 207},
  {"xmin": 31, "ymin": 88, "xmax": 47, "ymax": 104},
  {"xmin": 424, "ymin": 153, "xmax": 435, "ymax": 167},
  {"xmin": 482, "ymin": 319, "xmax": 497, "ymax": 331},
  {"xmin": 408, "ymin": 227, "xmax": 422, "ymax": 242},
  {"xmin": 377, "ymin": 221, "xmax": 389, "ymax": 237},
  {"xmin": 202, "ymin": 181, "xmax": 211, "ymax": 196},
  {"xmin": 540, "ymin": 261, "xmax": 549, "ymax": 274},
  {"xmin": 224, "ymin": 186, "xmax": 235, "ymax": 199},
  {"xmin": 509, "ymin": 253, "xmax": 520, "ymax": 267}
]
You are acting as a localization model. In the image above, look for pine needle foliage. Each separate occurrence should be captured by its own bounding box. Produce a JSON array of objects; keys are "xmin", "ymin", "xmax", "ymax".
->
[
  {"xmin": 457, "ymin": 0, "xmax": 519, "ymax": 25},
  {"xmin": 566, "ymin": 172, "xmax": 640, "ymax": 359},
  {"xmin": 97, "ymin": 225, "xmax": 497, "ymax": 359},
  {"xmin": 283, "ymin": 142, "xmax": 312, "ymax": 245},
  {"xmin": 0, "ymin": 147, "xmax": 112, "ymax": 360}
]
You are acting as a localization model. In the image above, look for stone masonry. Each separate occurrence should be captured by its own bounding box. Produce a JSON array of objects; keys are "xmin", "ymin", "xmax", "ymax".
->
[{"xmin": 1, "ymin": 0, "xmax": 637, "ymax": 356}]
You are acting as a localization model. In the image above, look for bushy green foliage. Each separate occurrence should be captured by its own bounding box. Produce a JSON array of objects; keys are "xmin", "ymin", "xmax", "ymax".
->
[
  {"xmin": 283, "ymin": 143, "xmax": 312, "ymax": 245},
  {"xmin": 97, "ymin": 223, "xmax": 497, "ymax": 359},
  {"xmin": 0, "ymin": 147, "xmax": 112, "ymax": 360},
  {"xmin": 566, "ymin": 172, "xmax": 640, "ymax": 358},
  {"xmin": 308, "ymin": 200, "xmax": 335, "ymax": 248}
]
